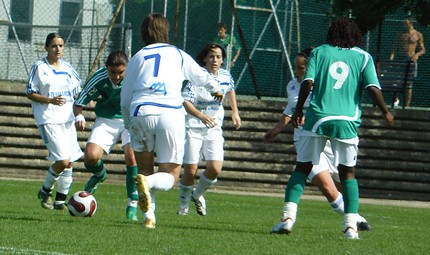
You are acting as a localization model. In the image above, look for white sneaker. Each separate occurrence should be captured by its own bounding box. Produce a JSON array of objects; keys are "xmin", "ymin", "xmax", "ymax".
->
[
  {"xmin": 270, "ymin": 218, "xmax": 294, "ymax": 234},
  {"xmin": 343, "ymin": 226, "xmax": 359, "ymax": 240},
  {"xmin": 356, "ymin": 214, "xmax": 371, "ymax": 231},
  {"xmin": 177, "ymin": 207, "xmax": 189, "ymax": 216},
  {"xmin": 191, "ymin": 190, "xmax": 207, "ymax": 216}
]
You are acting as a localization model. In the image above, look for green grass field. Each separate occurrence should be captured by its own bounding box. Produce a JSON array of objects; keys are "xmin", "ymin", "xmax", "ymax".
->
[{"xmin": 0, "ymin": 179, "xmax": 429, "ymax": 255}]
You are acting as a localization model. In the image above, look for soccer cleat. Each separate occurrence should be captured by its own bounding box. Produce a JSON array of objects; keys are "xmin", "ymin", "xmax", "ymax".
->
[
  {"xmin": 135, "ymin": 174, "xmax": 151, "ymax": 212},
  {"xmin": 84, "ymin": 170, "xmax": 107, "ymax": 194},
  {"xmin": 357, "ymin": 221, "xmax": 372, "ymax": 231},
  {"xmin": 144, "ymin": 218, "xmax": 156, "ymax": 229},
  {"xmin": 126, "ymin": 206, "xmax": 138, "ymax": 221},
  {"xmin": 37, "ymin": 189, "xmax": 53, "ymax": 210},
  {"xmin": 177, "ymin": 207, "xmax": 189, "ymax": 216},
  {"xmin": 270, "ymin": 218, "xmax": 294, "ymax": 234},
  {"xmin": 343, "ymin": 226, "xmax": 360, "ymax": 240},
  {"xmin": 53, "ymin": 202, "xmax": 68, "ymax": 211},
  {"xmin": 191, "ymin": 191, "xmax": 207, "ymax": 216}
]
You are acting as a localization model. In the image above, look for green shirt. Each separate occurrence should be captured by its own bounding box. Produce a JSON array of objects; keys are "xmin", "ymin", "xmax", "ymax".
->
[
  {"xmin": 303, "ymin": 44, "xmax": 380, "ymax": 139},
  {"xmin": 75, "ymin": 67, "xmax": 123, "ymax": 119},
  {"xmin": 213, "ymin": 34, "xmax": 241, "ymax": 53}
]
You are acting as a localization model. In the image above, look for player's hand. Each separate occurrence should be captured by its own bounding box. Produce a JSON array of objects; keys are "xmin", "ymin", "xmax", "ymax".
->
[
  {"xmin": 51, "ymin": 96, "xmax": 66, "ymax": 106},
  {"xmin": 291, "ymin": 110, "xmax": 304, "ymax": 128},
  {"xmin": 211, "ymin": 91, "xmax": 223, "ymax": 102},
  {"xmin": 75, "ymin": 114, "xmax": 86, "ymax": 131},
  {"xmin": 201, "ymin": 115, "xmax": 217, "ymax": 128},
  {"xmin": 231, "ymin": 112, "xmax": 241, "ymax": 130},
  {"xmin": 263, "ymin": 130, "xmax": 276, "ymax": 143},
  {"xmin": 383, "ymin": 111, "xmax": 394, "ymax": 128}
]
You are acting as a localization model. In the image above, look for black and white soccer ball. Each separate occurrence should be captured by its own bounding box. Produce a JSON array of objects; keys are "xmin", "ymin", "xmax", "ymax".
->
[{"xmin": 67, "ymin": 191, "xmax": 97, "ymax": 217}]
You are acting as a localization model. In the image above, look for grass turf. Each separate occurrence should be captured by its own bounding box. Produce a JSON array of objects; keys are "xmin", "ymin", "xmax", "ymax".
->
[{"xmin": 0, "ymin": 179, "xmax": 429, "ymax": 255}]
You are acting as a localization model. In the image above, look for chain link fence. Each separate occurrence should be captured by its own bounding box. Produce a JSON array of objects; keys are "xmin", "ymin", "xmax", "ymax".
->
[{"xmin": 0, "ymin": 0, "xmax": 429, "ymax": 107}]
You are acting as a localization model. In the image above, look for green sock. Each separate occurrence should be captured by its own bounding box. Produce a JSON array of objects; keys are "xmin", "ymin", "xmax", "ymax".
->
[
  {"xmin": 126, "ymin": 166, "xmax": 138, "ymax": 200},
  {"xmin": 85, "ymin": 160, "xmax": 104, "ymax": 175},
  {"xmin": 342, "ymin": 179, "xmax": 359, "ymax": 213},
  {"xmin": 284, "ymin": 171, "xmax": 307, "ymax": 204}
]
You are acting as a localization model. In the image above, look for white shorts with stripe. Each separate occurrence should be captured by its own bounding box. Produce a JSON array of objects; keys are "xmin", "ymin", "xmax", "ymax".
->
[
  {"xmin": 183, "ymin": 126, "xmax": 224, "ymax": 164},
  {"xmin": 39, "ymin": 121, "xmax": 83, "ymax": 162}
]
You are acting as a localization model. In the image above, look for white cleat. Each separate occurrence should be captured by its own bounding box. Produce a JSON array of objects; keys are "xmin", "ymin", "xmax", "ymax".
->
[
  {"xmin": 177, "ymin": 207, "xmax": 189, "ymax": 216},
  {"xmin": 343, "ymin": 226, "xmax": 359, "ymax": 240},
  {"xmin": 270, "ymin": 218, "xmax": 294, "ymax": 234},
  {"xmin": 191, "ymin": 190, "xmax": 207, "ymax": 216}
]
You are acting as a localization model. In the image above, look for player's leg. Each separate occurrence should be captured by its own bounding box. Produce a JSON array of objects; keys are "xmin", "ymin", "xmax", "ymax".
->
[
  {"xmin": 83, "ymin": 143, "xmax": 106, "ymax": 194},
  {"xmin": 178, "ymin": 164, "xmax": 198, "ymax": 215}
]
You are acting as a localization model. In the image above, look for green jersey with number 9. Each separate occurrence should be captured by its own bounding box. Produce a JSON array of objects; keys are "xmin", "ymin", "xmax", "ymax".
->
[{"xmin": 302, "ymin": 44, "xmax": 381, "ymax": 139}]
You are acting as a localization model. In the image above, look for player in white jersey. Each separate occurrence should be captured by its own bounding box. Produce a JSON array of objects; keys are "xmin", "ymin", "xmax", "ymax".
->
[
  {"xmin": 265, "ymin": 47, "xmax": 369, "ymax": 230},
  {"xmin": 177, "ymin": 43, "xmax": 241, "ymax": 216},
  {"xmin": 26, "ymin": 33, "xmax": 83, "ymax": 210},
  {"xmin": 271, "ymin": 18, "xmax": 394, "ymax": 240},
  {"xmin": 120, "ymin": 13, "xmax": 223, "ymax": 229}
]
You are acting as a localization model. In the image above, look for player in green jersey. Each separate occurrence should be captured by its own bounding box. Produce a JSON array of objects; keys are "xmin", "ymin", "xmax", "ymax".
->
[
  {"xmin": 74, "ymin": 50, "xmax": 153, "ymax": 221},
  {"xmin": 271, "ymin": 17, "xmax": 394, "ymax": 239}
]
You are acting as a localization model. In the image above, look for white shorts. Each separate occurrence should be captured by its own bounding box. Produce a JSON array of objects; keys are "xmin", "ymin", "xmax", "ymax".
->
[
  {"xmin": 296, "ymin": 131, "xmax": 358, "ymax": 168},
  {"xmin": 307, "ymin": 141, "xmax": 340, "ymax": 183},
  {"xmin": 183, "ymin": 126, "xmax": 224, "ymax": 164},
  {"xmin": 39, "ymin": 121, "xmax": 83, "ymax": 162},
  {"xmin": 129, "ymin": 111, "xmax": 185, "ymax": 164},
  {"xmin": 87, "ymin": 117, "xmax": 130, "ymax": 154}
]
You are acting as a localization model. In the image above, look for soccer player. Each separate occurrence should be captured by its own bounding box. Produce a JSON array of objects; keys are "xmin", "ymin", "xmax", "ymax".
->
[
  {"xmin": 265, "ymin": 47, "xmax": 370, "ymax": 230},
  {"xmin": 213, "ymin": 23, "xmax": 241, "ymax": 70},
  {"xmin": 120, "ymin": 13, "xmax": 223, "ymax": 229},
  {"xmin": 270, "ymin": 17, "xmax": 394, "ymax": 239},
  {"xmin": 26, "ymin": 33, "xmax": 83, "ymax": 210},
  {"xmin": 177, "ymin": 43, "xmax": 241, "ymax": 216},
  {"xmin": 73, "ymin": 50, "xmax": 153, "ymax": 221}
]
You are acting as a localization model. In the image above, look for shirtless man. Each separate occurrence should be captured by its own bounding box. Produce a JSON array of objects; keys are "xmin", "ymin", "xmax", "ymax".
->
[{"xmin": 390, "ymin": 16, "xmax": 425, "ymax": 107}]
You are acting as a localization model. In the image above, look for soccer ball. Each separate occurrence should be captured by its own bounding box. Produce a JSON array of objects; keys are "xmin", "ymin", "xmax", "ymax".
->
[{"xmin": 67, "ymin": 191, "xmax": 97, "ymax": 217}]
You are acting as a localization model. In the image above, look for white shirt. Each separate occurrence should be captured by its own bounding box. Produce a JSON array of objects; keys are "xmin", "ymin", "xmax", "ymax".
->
[
  {"xmin": 121, "ymin": 43, "xmax": 221, "ymax": 129},
  {"xmin": 26, "ymin": 57, "xmax": 81, "ymax": 126},
  {"xmin": 183, "ymin": 68, "xmax": 234, "ymax": 128}
]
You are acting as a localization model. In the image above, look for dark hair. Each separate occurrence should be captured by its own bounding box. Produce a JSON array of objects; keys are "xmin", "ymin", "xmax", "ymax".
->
[
  {"xmin": 217, "ymin": 22, "xmax": 227, "ymax": 30},
  {"xmin": 195, "ymin": 43, "xmax": 226, "ymax": 67},
  {"xmin": 140, "ymin": 13, "xmax": 170, "ymax": 45},
  {"xmin": 45, "ymin": 33, "xmax": 63, "ymax": 47},
  {"xmin": 297, "ymin": 46, "xmax": 314, "ymax": 59},
  {"xmin": 326, "ymin": 17, "xmax": 363, "ymax": 48},
  {"xmin": 105, "ymin": 50, "xmax": 128, "ymax": 67}
]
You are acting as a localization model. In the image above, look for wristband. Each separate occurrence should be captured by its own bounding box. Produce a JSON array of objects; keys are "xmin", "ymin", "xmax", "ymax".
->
[{"xmin": 75, "ymin": 114, "xmax": 85, "ymax": 122}]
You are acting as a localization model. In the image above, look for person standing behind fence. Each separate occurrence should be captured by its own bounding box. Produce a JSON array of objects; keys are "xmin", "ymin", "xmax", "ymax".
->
[
  {"xmin": 390, "ymin": 15, "xmax": 425, "ymax": 107},
  {"xmin": 74, "ymin": 50, "xmax": 153, "ymax": 221},
  {"xmin": 213, "ymin": 22, "xmax": 241, "ymax": 70},
  {"xmin": 270, "ymin": 17, "xmax": 394, "ymax": 239},
  {"xmin": 26, "ymin": 32, "xmax": 83, "ymax": 210},
  {"xmin": 120, "ymin": 13, "xmax": 223, "ymax": 229},
  {"xmin": 177, "ymin": 43, "xmax": 241, "ymax": 216}
]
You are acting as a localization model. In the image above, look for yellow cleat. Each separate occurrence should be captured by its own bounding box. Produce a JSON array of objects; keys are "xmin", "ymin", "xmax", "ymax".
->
[
  {"xmin": 134, "ymin": 174, "xmax": 151, "ymax": 212},
  {"xmin": 144, "ymin": 218, "xmax": 156, "ymax": 229}
]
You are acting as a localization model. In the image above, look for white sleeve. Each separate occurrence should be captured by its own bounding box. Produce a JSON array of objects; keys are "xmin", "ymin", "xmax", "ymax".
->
[{"xmin": 121, "ymin": 60, "xmax": 136, "ymax": 129}]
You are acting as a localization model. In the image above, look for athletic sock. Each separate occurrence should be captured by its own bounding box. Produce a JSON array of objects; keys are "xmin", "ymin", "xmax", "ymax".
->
[
  {"xmin": 42, "ymin": 166, "xmax": 59, "ymax": 192},
  {"xmin": 330, "ymin": 192, "xmax": 345, "ymax": 214},
  {"xmin": 281, "ymin": 202, "xmax": 298, "ymax": 222},
  {"xmin": 57, "ymin": 168, "xmax": 73, "ymax": 197},
  {"xmin": 85, "ymin": 160, "xmax": 105, "ymax": 176},
  {"xmin": 193, "ymin": 171, "xmax": 217, "ymax": 198},
  {"xmin": 146, "ymin": 172, "xmax": 175, "ymax": 191},
  {"xmin": 284, "ymin": 170, "xmax": 307, "ymax": 204},
  {"xmin": 341, "ymin": 178, "xmax": 359, "ymax": 213},
  {"xmin": 126, "ymin": 166, "xmax": 138, "ymax": 200},
  {"xmin": 179, "ymin": 182, "xmax": 193, "ymax": 209}
]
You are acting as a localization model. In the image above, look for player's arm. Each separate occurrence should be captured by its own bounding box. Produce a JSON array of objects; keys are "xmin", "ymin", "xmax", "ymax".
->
[
  {"xmin": 183, "ymin": 100, "xmax": 216, "ymax": 128},
  {"xmin": 26, "ymin": 92, "xmax": 66, "ymax": 106},
  {"xmin": 226, "ymin": 90, "xmax": 241, "ymax": 130},
  {"xmin": 291, "ymin": 79, "xmax": 312, "ymax": 128},
  {"xmin": 412, "ymin": 32, "xmax": 425, "ymax": 62},
  {"xmin": 73, "ymin": 103, "xmax": 86, "ymax": 131},
  {"xmin": 366, "ymin": 86, "xmax": 394, "ymax": 128},
  {"xmin": 264, "ymin": 114, "xmax": 291, "ymax": 143}
]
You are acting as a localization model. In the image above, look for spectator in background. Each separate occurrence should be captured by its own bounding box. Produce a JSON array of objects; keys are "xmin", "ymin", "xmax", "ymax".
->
[
  {"xmin": 390, "ymin": 15, "xmax": 425, "ymax": 107},
  {"xmin": 213, "ymin": 22, "xmax": 241, "ymax": 70}
]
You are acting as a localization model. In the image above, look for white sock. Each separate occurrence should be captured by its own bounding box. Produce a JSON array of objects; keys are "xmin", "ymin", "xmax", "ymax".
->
[
  {"xmin": 150, "ymin": 189, "xmax": 156, "ymax": 212},
  {"xmin": 330, "ymin": 192, "xmax": 345, "ymax": 215},
  {"xmin": 282, "ymin": 202, "xmax": 298, "ymax": 222},
  {"xmin": 193, "ymin": 171, "xmax": 217, "ymax": 199},
  {"xmin": 146, "ymin": 172, "xmax": 175, "ymax": 191},
  {"xmin": 344, "ymin": 213, "xmax": 358, "ymax": 230},
  {"xmin": 42, "ymin": 166, "xmax": 59, "ymax": 191},
  {"xmin": 179, "ymin": 183, "xmax": 193, "ymax": 209},
  {"xmin": 57, "ymin": 168, "xmax": 73, "ymax": 195},
  {"xmin": 127, "ymin": 198, "xmax": 137, "ymax": 208}
]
